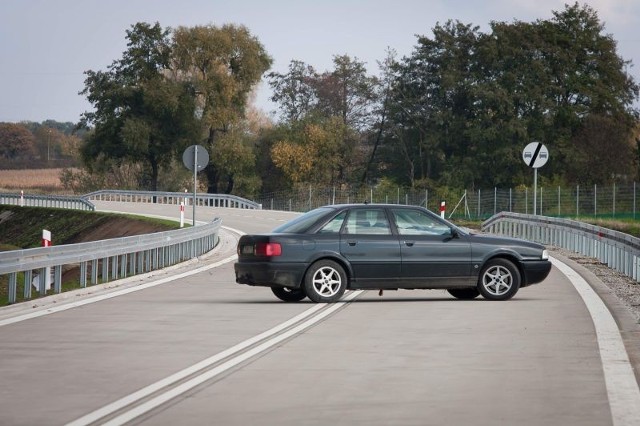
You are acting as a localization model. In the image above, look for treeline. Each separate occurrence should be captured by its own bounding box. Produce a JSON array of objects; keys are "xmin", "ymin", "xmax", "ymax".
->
[
  {"xmin": 263, "ymin": 3, "xmax": 639, "ymax": 194},
  {"xmin": 3, "ymin": 2, "xmax": 638, "ymax": 197},
  {"xmin": 0, "ymin": 121, "xmax": 83, "ymax": 169}
]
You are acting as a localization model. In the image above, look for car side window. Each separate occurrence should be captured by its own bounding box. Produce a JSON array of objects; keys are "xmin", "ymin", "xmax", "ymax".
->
[
  {"xmin": 317, "ymin": 211, "xmax": 347, "ymax": 234},
  {"xmin": 392, "ymin": 209, "xmax": 450, "ymax": 236},
  {"xmin": 343, "ymin": 209, "xmax": 391, "ymax": 235}
]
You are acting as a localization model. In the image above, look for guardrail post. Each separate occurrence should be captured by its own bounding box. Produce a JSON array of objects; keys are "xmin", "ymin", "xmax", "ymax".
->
[
  {"xmin": 24, "ymin": 270, "xmax": 32, "ymax": 299},
  {"xmin": 8, "ymin": 273, "xmax": 17, "ymax": 304},
  {"xmin": 54, "ymin": 266, "xmax": 62, "ymax": 294},
  {"xmin": 91, "ymin": 259, "xmax": 98, "ymax": 285}
]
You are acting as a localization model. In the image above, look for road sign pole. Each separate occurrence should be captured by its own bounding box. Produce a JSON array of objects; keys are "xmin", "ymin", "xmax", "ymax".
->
[
  {"xmin": 193, "ymin": 146, "xmax": 198, "ymax": 226},
  {"xmin": 533, "ymin": 168, "xmax": 537, "ymax": 216}
]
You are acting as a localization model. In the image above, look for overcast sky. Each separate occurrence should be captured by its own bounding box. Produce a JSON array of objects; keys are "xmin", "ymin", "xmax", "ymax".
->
[{"xmin": 1, "ymin": 0, "xmax": 638, "ymax": 123}]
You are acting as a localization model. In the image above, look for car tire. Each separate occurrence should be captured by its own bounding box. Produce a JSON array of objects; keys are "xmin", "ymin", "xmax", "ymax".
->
[
  {"xmin": 447, "ymin": 288, "xmax": 480, "ymax": 300},
  {"xmin": 477, "ymin": 258, "xmax": 521, "ymax": 301},
  {"xmin": 271, "ymin": 286, "xmax": 307, "ymax": 302},
  {"xmin": 303, "ymin": 260, "xmax": 347, "ymax": 303}
]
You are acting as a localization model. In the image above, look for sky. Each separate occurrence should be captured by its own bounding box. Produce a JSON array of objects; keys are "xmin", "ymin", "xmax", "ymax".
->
[{"xmin": 1, "ymin": 0, "xmax": 639, "ymax": 123}]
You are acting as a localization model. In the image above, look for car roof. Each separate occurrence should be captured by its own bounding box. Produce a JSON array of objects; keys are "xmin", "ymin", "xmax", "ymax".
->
[{"xmin": 327, "ymin": 203, "xmax": 425, "ymax": 208}]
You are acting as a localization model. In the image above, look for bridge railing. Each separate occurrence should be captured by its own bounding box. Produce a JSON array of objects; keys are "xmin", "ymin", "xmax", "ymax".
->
[
  {"xmin": 0, "ymin": 192, "xmax": 95, "ymax": 211},
  {"xmin": 83, "ymin": 190, "xmax": 261, "ymax": 209},
  {"xmin": 0, "ymin": 218, "xmax": 221, "ymax": 304},
  {"xmin": 482, "ymin": 212, "xmax": 640, "ymax": 282}
]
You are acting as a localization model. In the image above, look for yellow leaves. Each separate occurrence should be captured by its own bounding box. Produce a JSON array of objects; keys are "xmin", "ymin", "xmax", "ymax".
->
[
  {"xmin": 270, "ymin": 140, "xmax": 316, "ymax": 184},
  {"xmin": 270, "ymin": 117, "xmax": 352, "ymax": 185}
]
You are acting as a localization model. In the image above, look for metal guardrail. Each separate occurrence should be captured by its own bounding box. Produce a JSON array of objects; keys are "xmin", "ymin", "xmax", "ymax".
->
[
  {"xmin": 0, "ymin": 192, "xmax": 95, "ymax": 211},
  {"xmin": 84, "ymin": 190, "xmax": 261, "ymax": 210},
  {"xmin": 0, "ymin": 218, "xmax": 221, "ymax": 304},
  {"xmin": 482, "ymin": 212, "xmax": 640, "ymax": 282}
]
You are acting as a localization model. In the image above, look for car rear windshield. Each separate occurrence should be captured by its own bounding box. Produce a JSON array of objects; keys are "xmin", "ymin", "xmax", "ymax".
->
[{"xmin": 272, "ymin": 207, "xmax": 334, "ymax": 233}]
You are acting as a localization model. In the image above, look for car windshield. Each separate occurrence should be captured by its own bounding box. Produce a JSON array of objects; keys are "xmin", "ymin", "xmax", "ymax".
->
[{"xmin": 272, "ymin": 207, "xmax": 334, "ymax": 233}]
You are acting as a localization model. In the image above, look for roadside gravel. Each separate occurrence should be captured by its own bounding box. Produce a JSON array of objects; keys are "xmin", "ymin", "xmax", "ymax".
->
[{"xmin": 551, "ymin": 247, "xmax": 640, "ymax": 323}]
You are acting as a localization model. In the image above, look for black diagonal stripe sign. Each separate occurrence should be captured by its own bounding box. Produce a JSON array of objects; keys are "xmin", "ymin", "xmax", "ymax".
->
[
  {"xmin": 529, "ymin": 142, "xmax": 542, "ymax": 167},
  {"xmin": 522, "ymin": 142, "xmax": 549, "ymax": 169}
]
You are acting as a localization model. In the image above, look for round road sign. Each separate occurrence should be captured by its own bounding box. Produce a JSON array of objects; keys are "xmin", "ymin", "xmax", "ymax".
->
[
  {"xmin": 522, "ymin": 142, "xmax": 549, "ymax": 169},
  {"xmin": 182, "ymin": 145, "xmax": 209, "ymax": 172}
]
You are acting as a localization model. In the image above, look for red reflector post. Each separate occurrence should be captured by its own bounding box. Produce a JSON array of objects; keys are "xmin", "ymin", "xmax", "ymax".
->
[{"xmin": 255, "ymin": 242, "xmax": 282, "ymax": 256}]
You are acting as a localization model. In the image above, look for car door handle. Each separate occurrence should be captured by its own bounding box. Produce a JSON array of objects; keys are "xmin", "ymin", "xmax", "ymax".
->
[
  {"xmin": 348, "ymin": 240, "xmax": 357, "ymax": 246},
  {"xmin": 404, "ymin": 241, "xmax": 414, "ymax": 247}
]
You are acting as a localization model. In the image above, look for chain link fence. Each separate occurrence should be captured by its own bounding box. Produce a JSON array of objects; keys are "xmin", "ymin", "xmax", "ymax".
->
[{"xmin": 254, "ymin": 183, "xmax": 640, "ymax": 220}]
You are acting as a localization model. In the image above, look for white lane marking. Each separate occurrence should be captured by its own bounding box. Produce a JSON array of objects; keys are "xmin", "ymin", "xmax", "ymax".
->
[
  {"xmin": 0, "ymin": 225, "xmax": 245, "ymax": 328},
  {"xmin": 67, "ymin": 290, "xmax": 363, "ymax": 426},
  {"xmin": 551, "ymin": 257, "xmax": 640, "ymax": 426}
]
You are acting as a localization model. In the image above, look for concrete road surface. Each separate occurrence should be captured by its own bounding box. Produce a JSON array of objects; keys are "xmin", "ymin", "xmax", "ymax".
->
[{"xmin": 0, "ymin": 201, "xmax": 638, "ymax": 426}]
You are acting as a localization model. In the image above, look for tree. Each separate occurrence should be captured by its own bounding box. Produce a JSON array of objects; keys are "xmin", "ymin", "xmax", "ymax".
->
[
  {"xmin": 79, "ymin": 22, "xmax": 199, "ymax": 191},
  {"xmin": 171, "ymin": 24, "xmax": 272, "ymax": 193},
  {"xmin": 381, "ymin": 3, "xmax": 638, "ymax": 189},
  {"xmin": 268, "ymin": 55, "xmax": 378, "ymax": 188},
  {"xmin": 268, "ymin": 60, "xmax": 318, "ymax": 123},
  {"xmin": 314, "ymin": 55, "xmax": 378, "ymax": 131},
  {"xmin": 0, "ymin": 123, "xmax": 37, "ymax": 161}
]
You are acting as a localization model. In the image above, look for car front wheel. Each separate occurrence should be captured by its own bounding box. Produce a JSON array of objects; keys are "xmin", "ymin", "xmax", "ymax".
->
[
  {"xmin": 271, "ymin": 286, "xmax": 307, "ymax": 302},
  {"xmin": 304, "ymin": 260, "xmax": 347, "ymax": 303},
  {"xmin": 478, "ymin": 258, "xmax": 521, "ymax": 301}
]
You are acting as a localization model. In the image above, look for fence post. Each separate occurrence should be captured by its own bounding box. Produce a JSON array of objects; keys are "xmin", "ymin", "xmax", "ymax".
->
[
  {"xmin": 494, "ymin": 187, "xmax": 497, "ymax": 215},
  {"xmin": 477, "ymin": 189, "xmax": 481, "ymax": 218},
  {"xmin": 525, "ymin": 188, "xmax": 528, "ymax": 215},
  {"xmin": 509, "ymin": 188, "xmax": 512, "ymax": 212},
  {"xmin": 613, "ymin": 182, "xmax": 616, "ymax": 218},
  {"xmin": 576, "ymin": 185, "xmax": 580, "ymax": 218},
  {"xmin": 558, "ymin": 186, "xmax": 561, "ymax": 217}
]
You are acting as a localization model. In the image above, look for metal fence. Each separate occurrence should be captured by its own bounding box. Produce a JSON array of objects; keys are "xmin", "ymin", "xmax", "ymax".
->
[
  {"xmin": 84, "ymin": 190, "xmax": 260, "ymax": 209},
  {"xmin": 482, "ymin": 212, "xmax": 640, "ymax": 282},
  {"xmin": 254, "ymin": 183, "xmax": 640, "ymax": 219},
  {"xmin": 0, "ymin": 192, "xmax": 95, "ymax": 211},
  {"xmin": 0, "ymin": 218, "xmax": 221, "ymax": 304}
]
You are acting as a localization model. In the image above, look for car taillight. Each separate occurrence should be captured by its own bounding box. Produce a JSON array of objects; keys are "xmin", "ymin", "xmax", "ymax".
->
[{"xmin": 254, "ymin": 242, "xmax": 282, "ymax": 257}]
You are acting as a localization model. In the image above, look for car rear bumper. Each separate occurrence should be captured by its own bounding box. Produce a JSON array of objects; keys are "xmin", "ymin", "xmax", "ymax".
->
[
  {"xmin": 521, "ymin": 260, "xmax": 552, "ymax": 286},
  {"xmin": 234, "ymin": 262, "xmax": 306, "ymax": 289}
]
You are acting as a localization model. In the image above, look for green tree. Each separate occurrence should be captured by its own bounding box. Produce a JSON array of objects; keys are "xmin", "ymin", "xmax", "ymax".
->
[
  {"xmin": 171, "ymin": 24, "xmax": 272, "ymax": 194},
  {"xmin": 79, "ymin": 22, "xmax": 199, "ymax": 191},
  {"xmin": 383, "ymin": 3, "xmax": 638, "ymax": 189},
  {"xmin": 268, "ymin": 60, "xmax": 318, "ymax": 123}
]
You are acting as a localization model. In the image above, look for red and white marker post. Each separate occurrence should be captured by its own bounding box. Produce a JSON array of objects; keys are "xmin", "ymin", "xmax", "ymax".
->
[
  {"xmin": 180, "ymin": 202, "xmax": 185, "ymax": 228},
  {"xmin": 42, "ymin": 229, "xmax": 52, "ymax": 291},
  {"xmin": 439, "ymin": 200, "xmax": 446, "ymax": 219}
]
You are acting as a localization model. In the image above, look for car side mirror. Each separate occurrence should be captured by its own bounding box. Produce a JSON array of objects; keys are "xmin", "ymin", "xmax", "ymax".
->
[{"xmin": 449, "ymin": 227, "xmax": 459, "ymax": 239}]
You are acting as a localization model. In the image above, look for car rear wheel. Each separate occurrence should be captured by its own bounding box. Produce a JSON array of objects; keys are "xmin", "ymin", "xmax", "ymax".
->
[
  {"xmin": 304, "ymin": 260, "xmax": 347, "ymax": 303},
  {"xmin": 271, "ymin": 286, "xmax": 307, "ymax": 302},
  {"xmin": 447, "ymin": 288, "xmax": 480, "ymax": 300},
  {"xmin": 478, "ymin": 258, "xmax": 520, "ymax": 301}
]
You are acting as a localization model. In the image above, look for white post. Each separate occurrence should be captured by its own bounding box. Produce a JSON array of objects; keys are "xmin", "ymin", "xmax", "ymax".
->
[
  {"xmin": 20, "ymin": 190, "xmax": 24, "ymax": 207},
  {"xmin": 193, "ymin": 146, "xmax": 198, "ymax": 226},
  {"xmin": 42, "ymin": 229, "xmax": 52, "ymax": 292},
  {"xmin": 440, "ymin": 200, "xmax": 446, "ymax": 219},
  {"xmin": 533, "ymin": 168, "xmax": 538, "ymax": 215},
  {"xmin": 180, "ymin": 202, "xmax": 185, "ymax": 228}
]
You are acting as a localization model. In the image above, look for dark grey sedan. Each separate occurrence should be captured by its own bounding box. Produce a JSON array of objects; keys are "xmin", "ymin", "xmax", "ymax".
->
[{"xmin": 235, "ymin": 204, "xmax": 551, "ymax": 303}]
